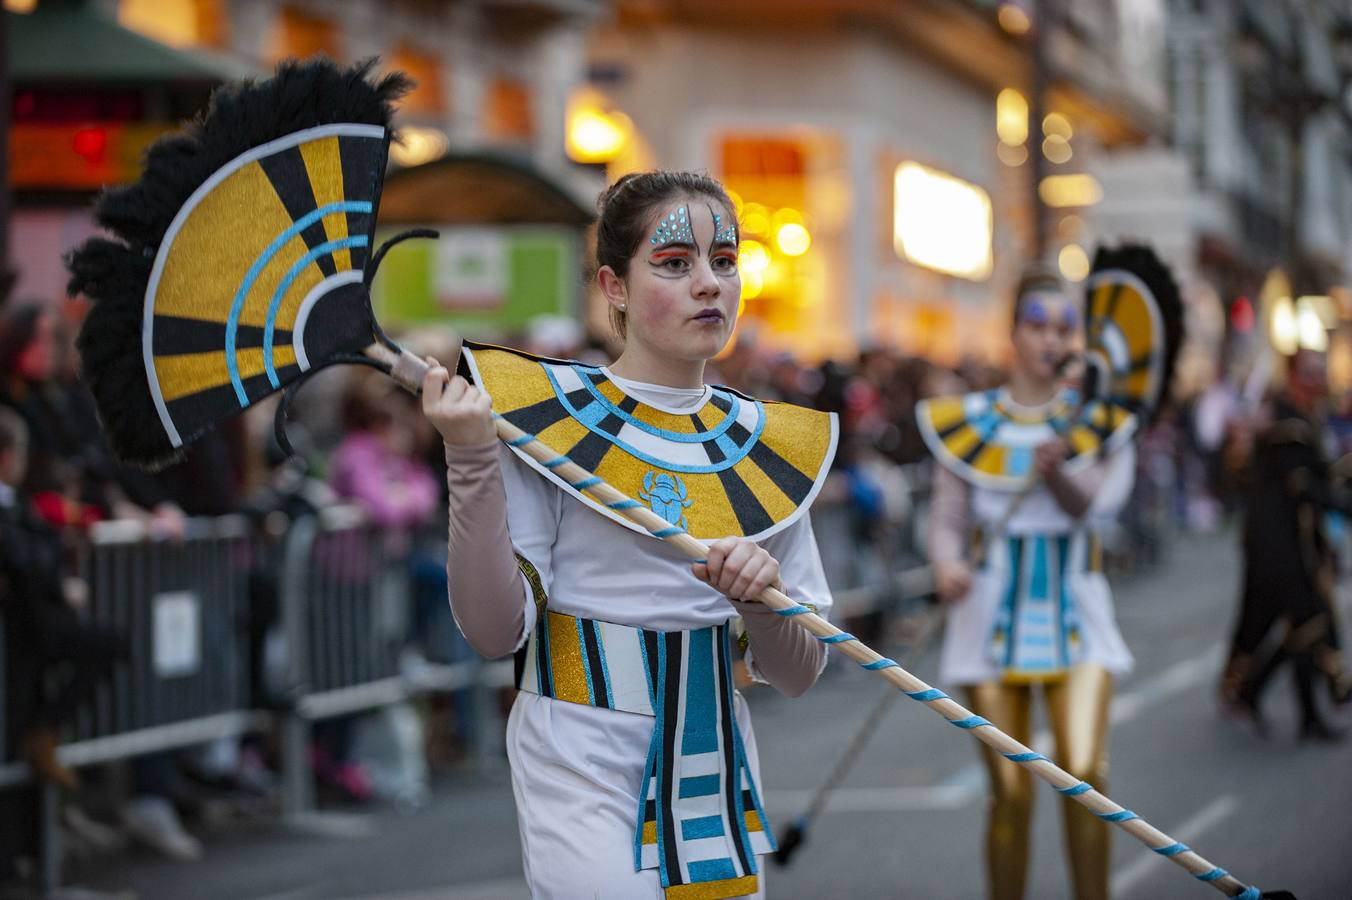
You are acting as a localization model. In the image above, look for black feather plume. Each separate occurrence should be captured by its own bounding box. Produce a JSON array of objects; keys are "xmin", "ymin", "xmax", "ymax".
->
[{"xmin": 66, "ymin": 57, "xmax": 411, "ymax": 468}]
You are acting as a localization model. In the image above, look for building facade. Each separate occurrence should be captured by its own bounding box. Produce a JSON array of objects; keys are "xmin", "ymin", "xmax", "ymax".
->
[
  {"xmin": 1166, "ymin": 0, "xmax": 1352, "ymax": 388},
  {"xmin": 6, "ymin": 0, "xmax": 606, "ymax": 333},
  {"xmin": 583, "ymin": 0, "xmax": 1173, "ymax": 364}
]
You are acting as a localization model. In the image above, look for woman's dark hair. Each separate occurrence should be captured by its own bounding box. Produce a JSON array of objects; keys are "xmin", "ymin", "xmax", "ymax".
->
[
  {"xmin": 595, "ymin": 171, "xmax": 736, "ymax": 339},
  {"xmin": 1011, "ymin": 263, "xmax": 1067, "ymax": 330},
  {"xmin": 0, "ymin": 303, "xmax": 49, "ymax": 378}
]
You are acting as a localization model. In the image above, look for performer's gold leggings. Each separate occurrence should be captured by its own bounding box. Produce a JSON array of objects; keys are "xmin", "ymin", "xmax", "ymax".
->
[{"xmin": 964, "ymin": 665, "xmax": 1114, "ymax": 900}]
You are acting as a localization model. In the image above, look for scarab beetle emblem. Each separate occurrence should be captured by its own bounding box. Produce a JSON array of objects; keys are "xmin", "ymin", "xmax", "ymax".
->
[{"xmin": 639, "ymin": 471, "xmax": 693, "ymax": 531}]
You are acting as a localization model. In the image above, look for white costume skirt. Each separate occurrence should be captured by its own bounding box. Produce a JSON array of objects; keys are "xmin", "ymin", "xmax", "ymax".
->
[
  {"xmin": 940, "ymin": 533, "xmax": 1133, "ymax": 686},
  {"xmin": 506, "ymin": 691, "xmax": 767, "ymax": 899}
]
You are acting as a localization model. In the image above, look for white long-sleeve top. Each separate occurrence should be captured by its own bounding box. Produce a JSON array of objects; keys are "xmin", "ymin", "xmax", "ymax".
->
[{"xmin": 443, "ymin": 373, "xmax": 833, "ymax": 898}]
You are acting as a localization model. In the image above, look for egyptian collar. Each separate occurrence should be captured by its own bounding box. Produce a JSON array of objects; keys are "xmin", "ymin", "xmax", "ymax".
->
[
  {"xmin": 917, "ymin": 387, "xmax": 1136, "ymax": 491},
  {"xmin": 462, "ymin": 342, "xmax": 839, "ymax": 541}
]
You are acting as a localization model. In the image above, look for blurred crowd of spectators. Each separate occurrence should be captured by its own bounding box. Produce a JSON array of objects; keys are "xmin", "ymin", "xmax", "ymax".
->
[{"xmin": 0, "ymin": 296, "xmax": 1237, "ymax": 889}]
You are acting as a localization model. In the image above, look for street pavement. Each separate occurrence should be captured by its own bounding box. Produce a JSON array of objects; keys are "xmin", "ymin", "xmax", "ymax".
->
[{"xmin": 74, "ymin": 529, "xmax": 1352, "ymax": 899}]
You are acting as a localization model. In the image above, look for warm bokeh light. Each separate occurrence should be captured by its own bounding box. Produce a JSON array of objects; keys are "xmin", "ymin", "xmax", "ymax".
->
[
  {"xmin": 1058, "ymin": 243, "xmax": 1090, "ymax": 282},
  {"xmin": 119, "ymin": 0, "xmax": 206, "ymax": 45},
  {"xmin": 1297, "ymin": 297, "xmax": 1330, "ymax": 351},
  {"xmin": 770, "ymin": 208, "xmax": 805, "ymax": 230},
  {"xmin": 1297, "ymin": 294, "xmax": 1337, "ymax": 328},
  {"xmin": 741, "ymin": 270, "xmax": 764, "ymax": 300},
  {"xmin": 5, "ymin": 0, "xmax": 37, "ymax": 12},
  {"xmin": 996, "ymin": 88, "xmax": 1029, "ymax": 147},
  {"xmin": 1057, "ymin": 214, "xmax": 1085, "ymax": 238},
  {"xmin": 997, "ymin": 3, "xmax": 1031, "ymax": 35},
  {"xmin": 565, "ymin": 88, "xmax": 632, "ymax": 164},
  {"xmin": 1300, "ymin": 301, "xmax": 1331, "ymax": 350},
  {"xmin": 741, "ymin": 203, "xmax": 770, "ymax": 236},
  {"xmin": 726, "ymin": 190, "xmax": 745, "ymax": 217},
  {"xmin": 997, "ymin": 142, "xmax": 1028, "ymax": 167},
  {"xmin": 1270, "ymin": 296, "xmax": 1298, "ymax": 355},
  {"xmin": 738, "ymin": 240, "xmax": 771, "ymax": 274},
  {"xmin": 1042, "ymin": 135, "xmax": 1073, "ymax": 164},
  {"xmin": 1039, "ymin": 174, "xmax": 1103, "ymax": 207},
  {"xmin": 1043, "ymin": 112, "xmax": 1073, "ymax": 140},
  {"xmin": 390, "ymin": 126, "xmax": 449, "ymax": 167},
  {"xmin": 775, "ymin": 223, "xmax": 812, "ymax": 257},
  {"xmin": 893, "ymin": 162, "xmax": 993, "ymax": 280}
]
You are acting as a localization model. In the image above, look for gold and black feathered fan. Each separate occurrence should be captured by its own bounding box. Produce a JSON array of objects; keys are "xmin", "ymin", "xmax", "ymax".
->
[
  {"xmin": 1082, "ymin": 243, "xmax": 1184, "ymax": 427},
  {"xmin": 67, "ymin": 57, "xmax": 435, "ymax": 468}
]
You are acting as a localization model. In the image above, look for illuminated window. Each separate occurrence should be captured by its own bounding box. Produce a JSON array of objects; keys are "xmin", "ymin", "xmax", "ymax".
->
[
  {"xmin": 720, "ymin": 137, "xmax": 805, "ymax": 179},
  {"xmin": 388, "ymin": 44, "xmax": 446, "ymax": 116},
  {"xmin": 118, "ymin": 0, "xmax": 228, "ymax": 47},
  {"xmin": 268, "ymin": 6, "xmax": 342, "ymax": 64},
  {"xmin": 893, "ymin": 162, "xmax": 993, "ymax": 280},
  {"xmin": 718, "ymin": 135, "xmax": 835, "ymax": 351},
  {"xmin": 485, "ymin": 77, "xmax": 534, "ymax": 142}
]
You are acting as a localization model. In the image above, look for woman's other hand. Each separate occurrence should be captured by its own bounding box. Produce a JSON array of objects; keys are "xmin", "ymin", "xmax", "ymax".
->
[
  {"xmin": 693, "ymin": 537, "xmax": 782, "ymax": 602},
  {"xmin": 1033, "ymin": 439, "xmax": 1070, "ymax": 479},
  {"xmin": 422, "ymin": 357, "xmax": 496, "ymax": 447},
  {"xmin": 934, "ymin": 558, "xmax": 974, "ymax": 602}
]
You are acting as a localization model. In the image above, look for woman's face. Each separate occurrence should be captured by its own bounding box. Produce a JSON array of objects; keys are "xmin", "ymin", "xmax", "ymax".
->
[
  {"xmin": 1011, "ymin": 290, "xmax": 1079, "ymax": 384},
  {"xmin": 613, "ymin": 195, "xmax": 741, "ymax": 364},
  {"xmin": 16, "ymin": 311, "xmax": 56, "ymax": 382}
]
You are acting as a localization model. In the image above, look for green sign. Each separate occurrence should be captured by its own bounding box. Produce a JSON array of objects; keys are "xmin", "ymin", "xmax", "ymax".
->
[{"xmin": 371, "ymin": 225, "xmax": 582, "ymax": 333}]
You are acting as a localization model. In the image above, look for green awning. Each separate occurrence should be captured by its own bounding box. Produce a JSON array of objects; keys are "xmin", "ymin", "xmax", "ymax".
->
[
  {"xmin": 381, "ymin": 150, "xmax": 596, "ymax": 227},
  {"xmin": 8, "ymin": 2, "xmax": 258, "ymax": 86}
]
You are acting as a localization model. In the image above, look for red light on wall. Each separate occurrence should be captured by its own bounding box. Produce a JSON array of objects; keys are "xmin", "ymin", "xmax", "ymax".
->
[
  {"xmin": 1230, "ymin": 296, "xmax": 1255, "ymax": 333},
  {"xmin": 72, "ymin": 127, "xmax": 108, "ymax": 164}
]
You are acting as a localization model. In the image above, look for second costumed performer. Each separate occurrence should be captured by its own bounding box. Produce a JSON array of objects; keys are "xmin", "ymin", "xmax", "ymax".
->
[
  {"xmin": 919, "ymin": 267, "xmax": 1139, "ymax": 900},
  {"xmin": 420, "ymin": 171, "xmax": 838, "ymax": 899}
]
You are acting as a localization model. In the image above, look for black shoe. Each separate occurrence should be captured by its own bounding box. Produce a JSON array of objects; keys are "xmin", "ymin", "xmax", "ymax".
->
[
  {"xmin": 1224, "ymin": 697, "xmax": 1270, "ymax": 739},
  {"xmin": 1298, "ymin": 718, "xmax": 1345, "ymax": 742}
]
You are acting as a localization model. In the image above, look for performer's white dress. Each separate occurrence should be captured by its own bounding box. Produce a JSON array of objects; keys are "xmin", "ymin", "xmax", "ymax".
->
[
  {"xmin": 918, "ymin": 388, "xmax": 1137, "ymax": 687},
  {"xmin": 936, "ymin": 443, "xmax": 1136, "ymax": 685},
  {"xmin": 471, "ymin": 373, "xmax": 834, "ymax": 899}
]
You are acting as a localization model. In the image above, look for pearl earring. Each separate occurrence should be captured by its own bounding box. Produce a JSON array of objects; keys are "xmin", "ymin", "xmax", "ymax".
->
[{"xmin": 619, "ymin": 303, "xmax": 627, "ymax": 311}]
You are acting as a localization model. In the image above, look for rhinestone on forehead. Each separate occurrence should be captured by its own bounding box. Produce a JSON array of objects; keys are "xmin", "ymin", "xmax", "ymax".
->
[
  {"xmin": 712, "ymin": 211, "xmax": 738, "ymax": 246},
  {"xmin": 650, "ymin": 206, "xmax": 693, "ymax": 246}
]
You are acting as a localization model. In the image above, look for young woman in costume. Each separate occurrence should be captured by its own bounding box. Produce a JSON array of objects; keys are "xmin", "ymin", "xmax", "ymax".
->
[
  {"xmin": 920, "ymin": 267, "xmax": 1136, "ymax": 900},
  {"xmin": 422, "ymin": 171, "xmax": 838, "ymax": 899}
]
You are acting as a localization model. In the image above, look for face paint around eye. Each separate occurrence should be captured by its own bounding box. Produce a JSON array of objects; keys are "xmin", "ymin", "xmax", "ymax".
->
[
  {"xmin": 1020, "ymin": 297, "xmax": 1051, "ymax": 327},
  {"xmin": 1061, "ymin": 307, "xmax": 1080, "ymax": 331},
  {"xmin": 650, "ymin": 205, "xmax": 694, "ymax": 247}
]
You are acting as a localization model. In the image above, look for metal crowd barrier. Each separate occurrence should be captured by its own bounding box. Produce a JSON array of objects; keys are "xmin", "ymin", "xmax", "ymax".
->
[
  {"xmin": 275, "ymin": 505, "xmax": 508, "ymax": 818},
  {"xmin": 0, "ymin": 515, "xmax": 259, "ymax": 786},
  {"xmin": 0, "ymin": 515, "xmax": 261, "ymax": 891},
  {"xmin": 1, "ymin": 469, "xmax": 941, "ymax": 884}
]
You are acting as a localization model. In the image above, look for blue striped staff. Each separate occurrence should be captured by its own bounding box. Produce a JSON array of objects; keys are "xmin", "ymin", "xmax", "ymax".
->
[{"xmin": 490, "ymin": 410, "xmax": 1270, "ymax": 900}]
